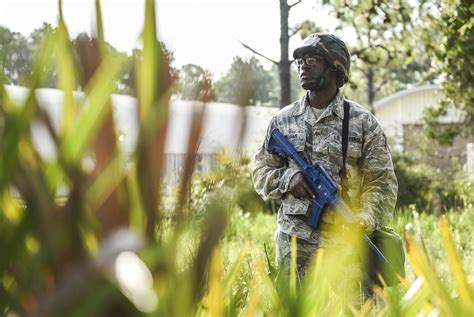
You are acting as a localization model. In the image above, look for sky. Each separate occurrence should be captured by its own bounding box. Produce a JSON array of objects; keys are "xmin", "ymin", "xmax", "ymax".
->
[{"xmin": 0, "ymin": 0, "xmax": 340, "ymax": 79}]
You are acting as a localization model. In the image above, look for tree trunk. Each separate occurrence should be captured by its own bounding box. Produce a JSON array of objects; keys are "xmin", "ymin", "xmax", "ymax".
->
[
  {"xmin": 279, "ymin": 0, "xmax": 291, "ymax": 108},
  {"xmin": 367, "ymin": 67, "xmax": 375, "ymax": 113}
]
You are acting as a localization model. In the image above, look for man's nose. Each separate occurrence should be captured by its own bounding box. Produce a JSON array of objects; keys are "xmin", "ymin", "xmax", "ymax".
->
[{"xmin": 300, "ymin": 62, "xmax": 310, "ymax": 71}]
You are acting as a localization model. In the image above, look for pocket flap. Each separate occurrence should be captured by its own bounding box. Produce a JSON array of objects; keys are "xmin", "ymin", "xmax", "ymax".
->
[
  {"xmin": 287, "ymin": 133, "xmax": 306, "ymax": 152},
  {"xmin": 347, "ymin": 141, "xmax": 362, "ymax": 158},
  {"xmin": 281, "ymin": 195, "xmax": 310, "ymax": 215}
]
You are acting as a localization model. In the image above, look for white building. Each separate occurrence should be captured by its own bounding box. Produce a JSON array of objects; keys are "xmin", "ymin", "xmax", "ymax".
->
[
  {"xmin": 374, "ymin": 85, "xmax": 471, "ymax": 172},
  {"xmin": 375, "ymin": 85, "xmax": 444, "ymax": 151},
  {"xmin": 4, "ymin": 85, "xmax": 279, "ymax": 180}
]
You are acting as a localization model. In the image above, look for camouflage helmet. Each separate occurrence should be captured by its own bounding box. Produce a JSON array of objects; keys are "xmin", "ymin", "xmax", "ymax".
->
[{"xmin": 293, "ymin": 33, "xmax": 351, "ymax": 87}]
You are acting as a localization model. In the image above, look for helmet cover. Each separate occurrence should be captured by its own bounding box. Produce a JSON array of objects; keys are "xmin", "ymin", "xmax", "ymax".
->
[{"xmin": 293, "ymin": 33, "xmax": 351, "ymax": 86}]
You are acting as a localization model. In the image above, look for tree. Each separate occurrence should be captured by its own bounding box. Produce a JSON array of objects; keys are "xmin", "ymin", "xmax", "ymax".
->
[
  {"xmin": 0, "ymin": 23, "xmax": 179, "ymax": 95},
  {"xmin": 323, "ymin": 0, "xmax": 431, "ymax": 112},
  {"xmin": 268, "ymin": 63, "xmax": 303, "ymax": 106},
  {"xmin": 119, "ymin": 43, "xmax": 178, "ymax": 96},
  {"xmin": 175, "ymin": 63, "xmax": 215, "ymax": 101},
  {"xmin": 28, "ymin": 23, "xmax": 58, "ymax": 87},
  {"xmin": 1, "ymin": 23, "xmax": 58, "ymax": 87},
  {"xmin": 214, "ymin": 56, "xmax": 274, "ymax": 106},
  {"xmin": 241, "ymin": 0, "xmax": 303, "ymax": 108},
  {"xmin": 423, "ymin": 0, "xmax": 474, "ymax": 143},
  {"xmin": 72, "ymin": 33, "xmax": 138, "ymax": 93},
  {"xmin": 0, "ymin": 26, "xmax": 31, "ymax": 85},
  {"xmin": 29, "ymin": 22, "xmax": 54, "ymax": 47},
  {"xmin": 0, "ymin": 26, "xmax": 16, "ymax": 82}
]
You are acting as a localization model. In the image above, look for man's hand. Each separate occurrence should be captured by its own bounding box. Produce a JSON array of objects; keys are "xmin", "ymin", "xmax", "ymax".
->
[{"xmin": 288, "ymin": 172, "xmax": 316, "ymax": 199}]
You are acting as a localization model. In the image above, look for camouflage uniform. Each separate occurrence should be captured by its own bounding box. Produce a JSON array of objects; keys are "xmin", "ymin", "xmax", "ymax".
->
[{"xmin": 253, "ymin": 90, "xmax": 398, "ymax": 274}]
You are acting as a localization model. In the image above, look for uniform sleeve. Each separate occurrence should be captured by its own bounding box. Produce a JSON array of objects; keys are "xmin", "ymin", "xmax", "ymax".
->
[
  {"xmin": 358, "ymin": 116, "xmax": 398, "ymax": 231},
  {"xmin": 252, "ymin": 118, "xmax": 300, "ymax": 200}
]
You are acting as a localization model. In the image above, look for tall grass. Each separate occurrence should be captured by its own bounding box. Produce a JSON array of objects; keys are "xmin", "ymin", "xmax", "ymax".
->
[
  {"xmin": 0, "ymin": 1, "xmax": 473, "ymax": 316},
  {"xmin": 0, "ymin": 1, "xmax": 230, "ymax": 315}
]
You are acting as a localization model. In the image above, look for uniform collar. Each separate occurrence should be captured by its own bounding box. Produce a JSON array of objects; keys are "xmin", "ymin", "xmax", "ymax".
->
[{"xmin": 294, "ymin": 90, "xmax": 345, "ymax": 125}]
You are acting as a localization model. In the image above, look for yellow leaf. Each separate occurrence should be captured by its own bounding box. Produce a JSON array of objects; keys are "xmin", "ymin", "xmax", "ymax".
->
[
  {"xmin": 439, "ymin": 216, "xmax": 474, "ymax": 306},
  {"xmin": 205, "ymin": 247, "xmax": 223, "ymax": 317}
]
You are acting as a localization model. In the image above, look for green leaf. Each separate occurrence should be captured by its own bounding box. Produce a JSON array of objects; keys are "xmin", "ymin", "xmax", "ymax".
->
[{"xmin": 61, "ymin": 54, "xmax": 127, "ymax": 163}]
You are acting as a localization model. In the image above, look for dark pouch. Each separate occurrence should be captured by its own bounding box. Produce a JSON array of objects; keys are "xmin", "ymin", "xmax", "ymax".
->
[{"xmin": 367, "ymin": 227, "xmax": 405, "ymax": 286}]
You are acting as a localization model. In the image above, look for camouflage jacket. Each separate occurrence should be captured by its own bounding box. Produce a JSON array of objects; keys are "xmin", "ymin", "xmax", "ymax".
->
[{"xmin": 253, "ymin": 91, "xmax": 398, "ymax": 244}]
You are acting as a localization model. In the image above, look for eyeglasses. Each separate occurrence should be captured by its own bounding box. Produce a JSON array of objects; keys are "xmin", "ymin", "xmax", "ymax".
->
[{"xmin": 294, "ymin": 55, "xmax": 325, "ymax": 67}]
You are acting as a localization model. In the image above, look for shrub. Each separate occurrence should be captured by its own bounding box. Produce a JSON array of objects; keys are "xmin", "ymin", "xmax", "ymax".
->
[
  {"xmin": 393, "ymin": 153, "xmax": 472, "ymax": 213},
  {"xmin": 190, "ymin": 151, "xmax": 266, "ymax": 216}
]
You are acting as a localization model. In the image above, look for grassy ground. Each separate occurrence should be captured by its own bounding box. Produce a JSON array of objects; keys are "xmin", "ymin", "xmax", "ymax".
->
[{"xmin": 216, "ymin": 205, "xmax": 474, "ymax": 313}]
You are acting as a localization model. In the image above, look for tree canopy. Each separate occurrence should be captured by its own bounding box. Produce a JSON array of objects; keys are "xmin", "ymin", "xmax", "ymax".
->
[
  {"xmin": 214, "ymin": 56, "xmax": 274, "ymax": 106},
  {"xmin": 423, "ymin": 0, "xmax": 474, "ymax": 143},
  {"xmin": 1, "ymin": 1, "xmax": 472, "ymax": 121},
  {"xmin": 175, "ymin": 63, "xmax": 215, "ymax": 101},
  {"xmin": 322, "ymin": 0, "xmax": 436, "ymax": 111},
  {"xmin": 0, "ymin": 26, "xmax": 35, "ymax": 85}
]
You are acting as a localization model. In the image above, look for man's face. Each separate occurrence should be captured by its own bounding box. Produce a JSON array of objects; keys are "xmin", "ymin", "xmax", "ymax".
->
[{"xmin": 295, "ymin": 53, "xmax": 328, "ymax": 90}]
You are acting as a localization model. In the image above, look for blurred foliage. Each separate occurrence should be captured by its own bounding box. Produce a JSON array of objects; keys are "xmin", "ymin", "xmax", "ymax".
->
[
  {"xmin": 391, "ymin": 207, "xmax": 474, "ymax": 288},
  {"xmin": 119, "ymin": 43, "xmax": 178, "ymax": 96},
  {"xmin": 324, "ymin": 0, "xmax": 436, "ymax": 109},
  {"xmin": 393, "ymin": 154, "xmax": 434, "ymax": 211},
  {"xmin": 175, "ymin": 63, "xmax": 216, "ymax": 101},
  {"xmin": 268, "ymin": 63, "xmax": 304, "ymax": 107},
  {"xmin": 292, "ymin": 20, "xmax": 323, "ymax": 40},
  {"xmin": 216, "ymin": 205, "xmax": 474, "ymax": 316},
  {"xmin": 0, "ymin": 1, "xmax": 227, "ymax": 315},
  {"xmin": 393, "ymin": 152, "xmax": 473, "ymax": 213},
  {"xmin": 190, "ymin": 151, "xmax": 265, "ymax": 217},
  {"xmin": 215, "ymin": 57, "xmax": 302, "ymax": 107},
  {"xmin": 0, "ymin": 22, "xmax": 55, "ymax": 86},
  {"xmin": 0, "ymin": 23, "xmax": 177, "ymax": 97},
  {"xmin": 214, "ymin": 56, "xmax": 274, "ymax": 106},
  {"xmin": 423, "ymin": 0, "xmax": 474, "ymax": 143}
]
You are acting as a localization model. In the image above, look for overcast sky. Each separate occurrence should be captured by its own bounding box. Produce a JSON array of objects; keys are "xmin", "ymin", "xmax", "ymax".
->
[{"xmin": 0, "ymin": 0, "xmax": 341, "ymax": 78}]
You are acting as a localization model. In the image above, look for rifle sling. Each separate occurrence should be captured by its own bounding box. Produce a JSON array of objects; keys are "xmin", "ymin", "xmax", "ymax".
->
[{"xmin": 340, "ymin": 100, "xmax": 350, "ymax": 203}]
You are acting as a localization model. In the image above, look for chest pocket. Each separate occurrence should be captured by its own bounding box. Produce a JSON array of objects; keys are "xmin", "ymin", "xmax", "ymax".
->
[
  {"xmin": 327, "ymin": 137, "xmax": 363, "ymax": 176},
  {"xmin": 287, "ymin": 133, "xmax": 306, "ymax": 151},
  {"xmin": 346, "ymin": 141, "xmax": 363, "ymax": 166},
  {"xmin": 285, "ymin": 130, "xmax": 309, "ymax": 166}
]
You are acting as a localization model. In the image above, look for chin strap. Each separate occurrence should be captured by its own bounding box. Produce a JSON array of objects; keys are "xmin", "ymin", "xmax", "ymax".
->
[{"xmin": 302, "ymin": 66, "xmax": 333, "ymax": 91}]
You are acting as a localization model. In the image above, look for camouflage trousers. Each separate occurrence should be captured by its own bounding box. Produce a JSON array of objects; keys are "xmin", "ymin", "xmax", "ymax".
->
[
  {"xmin": 275, "ymin": 230, "xmax": 319, "ymax": 276},
  {"xmin": 275, "ymin": 230, "xmax": 375, "ymax": 306}
]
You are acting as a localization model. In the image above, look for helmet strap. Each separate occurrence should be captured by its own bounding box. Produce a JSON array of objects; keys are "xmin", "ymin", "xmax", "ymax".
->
[{"xmin": 301, "ymin": 66, "xmax": 332, "ymax": 91}]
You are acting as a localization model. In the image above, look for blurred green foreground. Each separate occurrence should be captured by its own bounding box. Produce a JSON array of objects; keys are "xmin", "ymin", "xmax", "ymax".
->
[{"xmin": 0, "ymin": 1, "xmax": 473, "ymax": 316}]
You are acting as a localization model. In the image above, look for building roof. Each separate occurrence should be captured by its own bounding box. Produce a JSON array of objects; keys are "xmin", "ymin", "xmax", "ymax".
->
[{"xmin": 374, "ymin": 85, "xmax": 439, "ymax": 111}]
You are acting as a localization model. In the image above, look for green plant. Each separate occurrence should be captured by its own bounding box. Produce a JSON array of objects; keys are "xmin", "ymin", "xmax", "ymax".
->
[
  {"xmin": 0, "ymin": 1, "xmax": 229, "ymax": 315},
  {"xmin": 190, "ymin": 151, "xmax": 266, "ymax": 217},
  {"xmin": 393, "ymin": 152, "xmax": 472, "ymax": 213}
]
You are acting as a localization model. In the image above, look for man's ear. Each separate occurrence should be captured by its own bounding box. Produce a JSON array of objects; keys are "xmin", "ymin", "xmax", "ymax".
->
[{"xmin": 335, "ymin": 71, "xmax": 345, "ymax": 88}]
